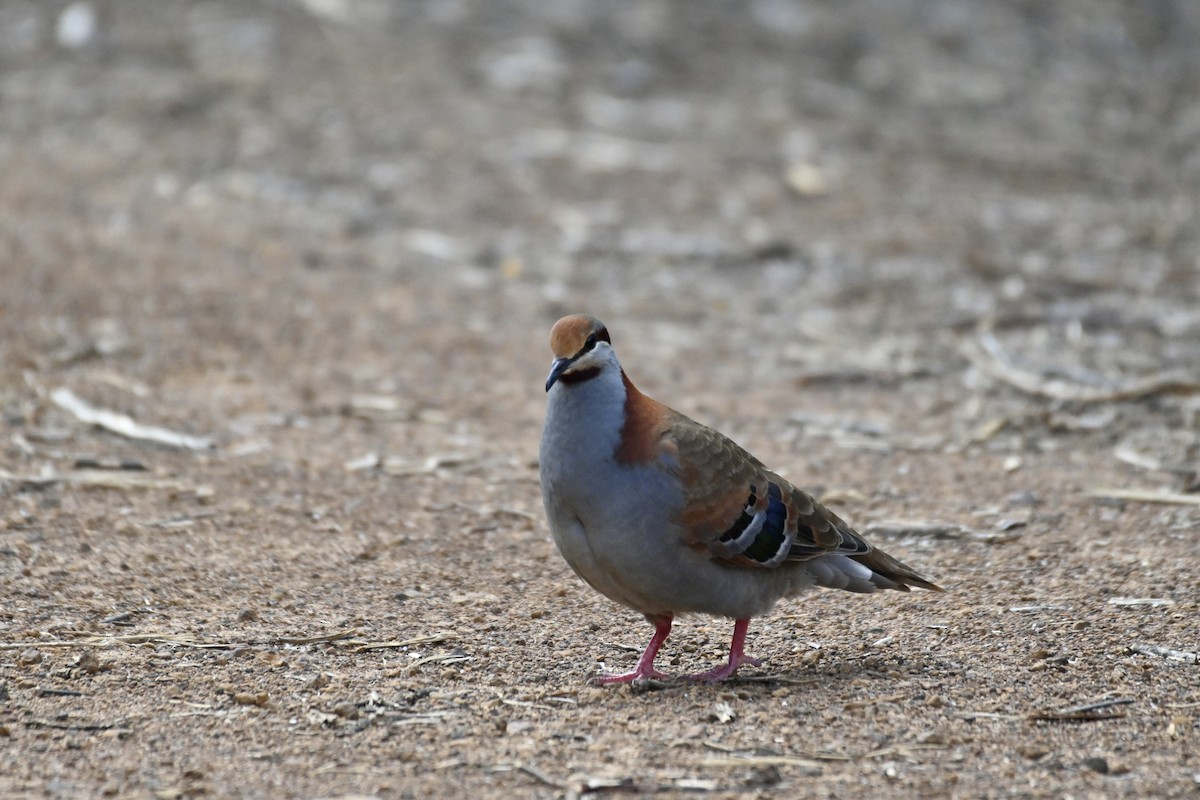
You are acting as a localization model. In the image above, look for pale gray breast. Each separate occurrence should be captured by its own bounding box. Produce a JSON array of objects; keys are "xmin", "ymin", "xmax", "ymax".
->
[
  {"xmin": 539, "ymin": 368, "xmax": 689, "ymax": 612},
  {"xmin": 539, "ymin": 365, "xmax": 627, "ymax": 513}
]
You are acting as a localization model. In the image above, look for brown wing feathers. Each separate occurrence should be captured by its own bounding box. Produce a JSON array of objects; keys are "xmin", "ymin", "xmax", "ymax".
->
[
  {"xmin": 667, "ymin": 414, "xmax": 942, "ymax": 591},
  {"xmin": 850, "ymin": 547, "xmax": 944, "ymax": 592}
]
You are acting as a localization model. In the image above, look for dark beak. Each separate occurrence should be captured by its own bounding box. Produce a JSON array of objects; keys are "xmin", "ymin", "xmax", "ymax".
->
[{"xmin": 545, "ymin": 357, "xmax": 572, "ymax": 392}]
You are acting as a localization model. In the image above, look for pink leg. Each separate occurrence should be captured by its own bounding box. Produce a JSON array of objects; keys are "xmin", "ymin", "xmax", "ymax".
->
[
  {"xmin": 594, "ymin": 615, "xmax": 673, "ymax": 685},
  {"xmin": 685, "ymin": 618, "xmax": 762, "ymax": 683}
]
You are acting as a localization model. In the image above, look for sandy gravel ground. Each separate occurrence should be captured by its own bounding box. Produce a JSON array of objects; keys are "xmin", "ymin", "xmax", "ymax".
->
[{"xmin": 2, "ymin": 1, "xmax": 1199, "ymax": 797}]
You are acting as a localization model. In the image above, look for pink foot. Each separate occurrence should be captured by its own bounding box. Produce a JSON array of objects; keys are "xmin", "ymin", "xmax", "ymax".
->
[
  {"xmin": 684, "ymin": 619, "xmax": 762, "ymax": 683},
  {"xmin": 684, "ymin": 653, "xmax": 762, "ymax": 683},
  {"xmin": 593, "ymin": 615, "xmax": 673, "ymax": 685},
  {"xmin": 593, "ymin": 665, "xmax": 670, "ymax": 685}
]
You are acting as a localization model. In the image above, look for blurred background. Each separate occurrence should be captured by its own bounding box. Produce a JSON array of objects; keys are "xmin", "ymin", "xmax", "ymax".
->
[
  {"xmin": 1, "ymin": 1, "xmax": 1198, "ymax": 797},
  {"xmin": 3, "ymin": 1, "xmax": 1198, "ymax": 405}
]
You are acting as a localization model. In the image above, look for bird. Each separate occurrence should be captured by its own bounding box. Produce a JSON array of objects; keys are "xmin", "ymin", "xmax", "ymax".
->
[{"xmin": 538, "ymin": 314, "xmax": 942, "ymax": 684}]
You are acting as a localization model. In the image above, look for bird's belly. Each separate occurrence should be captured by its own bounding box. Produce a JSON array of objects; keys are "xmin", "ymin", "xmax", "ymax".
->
[
  {"xmin": 547, "ymin": 514, "xmax": 652, "ymax": 611},
  {"xmin": 547, "ymin": 492, "xmax": 806, "ymax": 619}
]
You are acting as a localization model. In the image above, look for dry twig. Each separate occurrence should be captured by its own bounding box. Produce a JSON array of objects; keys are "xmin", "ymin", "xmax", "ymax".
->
[
  {"xmin": 0, "ymin": 467, "xmax": 205, "ymax": 492},
  {"xmin": 700, "ymin": 743, "xmax": 849, "ymax": 767},
  {"xmin": 402, "ymin": 651, "xmax": 472, "ymax": 672},
  {"xmin": 955, "ymin": 710, "xmax": 1023, "ymax": 721},
  {"xmin": 1109, "ymin": 598, "xmax": 1176, "ymax": 608},
  {"xmin": 699, "ymin": 754, "xmax": 824, "ymax": 770},
  {"xmin": 1129, "ymin": 644, "xmax": 1198, "ymax": 664},
  {"xmin": 961, "ymin": 333, "xmax": 1200, "ymax": 403},
  {"xmin": 1086, "ymin": 488, "xmax": 1200, "ymax": 506},
  {"xmin": 25, "ymin": 719, "xmax": 127, "ymax": 732},
  {"xmin": 1028, "ymin": 697, "xmax": 1133, "ymax": 722},
  {"xmin": 51, "ymin": 387, "xmax": 215, "ymax": 450},
  {"xmin": 352, "ymin": 632, "xmax": 455, "ymax": 652},
  {"xmin": 278, "ymin": 630, "xmax": 360, "ymax": 645}
]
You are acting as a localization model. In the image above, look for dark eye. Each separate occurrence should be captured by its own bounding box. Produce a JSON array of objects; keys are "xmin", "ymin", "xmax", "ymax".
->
[{"xmin": 582, "ymin": 333, "xmax": 598, "ymax": 353}]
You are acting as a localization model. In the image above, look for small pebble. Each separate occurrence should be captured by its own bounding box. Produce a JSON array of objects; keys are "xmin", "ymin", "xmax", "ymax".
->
[
  {"xmin": 1018, "ymin": 744, "xmax": 1048, "ymax": 760},
  {"xmin": 708, "ymin": 702, "xmax": 736, "ymax": 723},
  {"xmin": 332, "ymin": 701, "xmax": 359, "ymax": 719},
  {"xmin": 75, "ymin": 652, "xmax": 104, "ymax": 674},
  {"xmin": 1006, "ymin": 490, "xmax": 1040, "ymax": 506},
  {"xmin": 785, "ymin": 162, "xmax": 829, "ymax": 197},
  {"xmin": 56, "ymin": 2, "xmax": 97, "ymax": 49},
  {"xmin": 915, "ymin": 729, "xmax": 948, "ymax": 745}
]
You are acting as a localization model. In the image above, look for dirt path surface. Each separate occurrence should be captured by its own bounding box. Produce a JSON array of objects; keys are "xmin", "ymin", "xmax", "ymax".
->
[{"xmin": 2, "ymin": 1, "xmax": 1199, "ymax": 797}]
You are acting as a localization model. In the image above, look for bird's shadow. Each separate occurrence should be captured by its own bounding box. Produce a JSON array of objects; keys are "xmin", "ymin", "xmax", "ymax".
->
[{"xmin": 602, "ymin": 657, "xmax": 911, "ymax": 696}]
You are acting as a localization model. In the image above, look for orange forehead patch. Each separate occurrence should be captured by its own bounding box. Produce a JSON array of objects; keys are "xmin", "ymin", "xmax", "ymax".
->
[{"xmin": 549, "ymin": 314, "xmax": 607, "ymax": 358}]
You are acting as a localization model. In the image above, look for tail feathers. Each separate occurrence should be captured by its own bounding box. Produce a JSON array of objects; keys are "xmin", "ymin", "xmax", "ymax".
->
[{"xmin": 809, "ymin": 551, "xmax": 943, "ymax": 594}]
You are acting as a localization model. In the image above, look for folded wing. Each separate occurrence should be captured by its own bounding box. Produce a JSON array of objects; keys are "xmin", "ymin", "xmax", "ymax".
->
[{"xmin": 664, "ymin": 413, "xmax": 941, "ymax": 592}]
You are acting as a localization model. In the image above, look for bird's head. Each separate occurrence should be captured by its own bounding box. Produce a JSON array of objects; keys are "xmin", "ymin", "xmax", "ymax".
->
[{"xmin": 545, "ymin": 314, "xmax": 614, "ymax": 392}]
